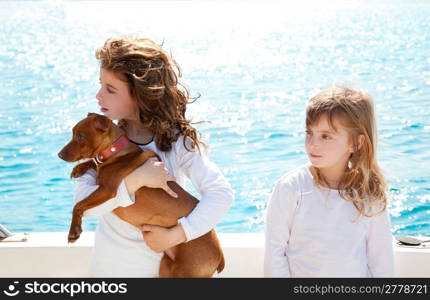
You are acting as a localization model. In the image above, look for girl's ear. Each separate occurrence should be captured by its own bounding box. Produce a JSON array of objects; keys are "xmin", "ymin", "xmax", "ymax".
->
[
  {"xmin": 349, "ymin": 134, "xmax": 365, "ymax": 153},
  {"xmin": 357, "ymin": 134, "xmax": 365, "ymax": 150}
]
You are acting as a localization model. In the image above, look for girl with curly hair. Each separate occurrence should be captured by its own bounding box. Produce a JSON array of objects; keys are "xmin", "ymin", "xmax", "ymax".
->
[{"xmin": 75, "ymin": 36, "xmax": 233, "ymax": 277}]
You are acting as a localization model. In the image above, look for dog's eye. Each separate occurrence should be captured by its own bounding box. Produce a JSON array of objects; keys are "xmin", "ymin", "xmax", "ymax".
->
[{"xmin": 77, "ymin": 135, "xmax": 84, "ymax": 142}]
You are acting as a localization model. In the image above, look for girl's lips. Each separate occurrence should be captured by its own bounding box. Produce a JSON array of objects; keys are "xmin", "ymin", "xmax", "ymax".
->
[
  {"xmin": 101, "ymin": 108, "xmax": 108, "ymax": 112},
  {"xmin": 310, "ymin": 153, "xmax": 322, "ymax": 158}
]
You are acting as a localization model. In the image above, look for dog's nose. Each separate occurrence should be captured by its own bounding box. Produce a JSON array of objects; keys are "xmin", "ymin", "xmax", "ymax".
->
[{"xmin": 58, "ymin": 151, "xmax": 64, "ymax": 159}]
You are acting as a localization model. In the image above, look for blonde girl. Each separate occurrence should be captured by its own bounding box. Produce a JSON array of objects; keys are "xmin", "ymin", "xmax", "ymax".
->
[{"xmin": 264, "ymin": 86, "xmax": 394, "ymax": 277}]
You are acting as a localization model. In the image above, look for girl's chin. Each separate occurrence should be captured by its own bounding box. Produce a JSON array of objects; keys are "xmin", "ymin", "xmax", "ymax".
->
[
  {"xmin": 100, "ymin": 110, "xmax": 114, "ymax": 118},
  {"xmin": 308, "ymin": 157, "xmax": 322, "ymax": 164},
  {"xmin": 308, "ymin": 160, "xmax": 327, "ymax": 168}
]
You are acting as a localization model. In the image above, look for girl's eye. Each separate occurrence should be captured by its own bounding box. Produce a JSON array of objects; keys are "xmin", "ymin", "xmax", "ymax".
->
[
  {"xmin": 99, "ymin": 81, "xmax": 115, "ymax": 94},
  {"xmin": 322, "ymin": 134, "xmax": 332, "ymax": 140},
  {"xmin": 305, "ymin": 130, "xmax": 312, "ymax": 135}
]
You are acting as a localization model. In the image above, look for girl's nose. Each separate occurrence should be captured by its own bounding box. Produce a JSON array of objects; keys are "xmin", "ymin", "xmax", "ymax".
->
[
  {"xmin": 95, "ymin": 89, "xmax": 102, "ymax": 102},
  {"xmin": 306, "ymin": 135, "xmax": 318, "ymax": 148}
]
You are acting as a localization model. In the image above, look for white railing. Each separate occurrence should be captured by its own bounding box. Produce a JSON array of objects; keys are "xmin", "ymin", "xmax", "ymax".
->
[{"xmin": 0, "ymin": 232, "xmax": 429, "ymax": 277}]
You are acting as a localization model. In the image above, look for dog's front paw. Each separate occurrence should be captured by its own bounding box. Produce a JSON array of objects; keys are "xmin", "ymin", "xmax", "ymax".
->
[
  {"xmin": 71, "ymin": 161, "xmax": 96, "ymax": 178},
  {"xmin": 68, "ymin": 226, "xmax": 83, "ymax": 243},
  {"xmin": 71, "ymin": 166, "xmax": 85, "ymax": 179}
]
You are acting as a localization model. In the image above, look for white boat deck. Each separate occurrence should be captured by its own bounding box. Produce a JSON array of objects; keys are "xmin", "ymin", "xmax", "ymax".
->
[{"xmin": 0, "ymin": 232, "xmax": 429, "ymax": 277}]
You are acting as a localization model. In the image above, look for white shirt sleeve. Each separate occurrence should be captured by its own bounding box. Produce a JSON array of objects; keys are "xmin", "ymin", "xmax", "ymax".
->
[
  {"xmin": 366, "ymin": 208, "xmax": 395, "ymax": 277},
  {"xmin": 264, "ymin": 179, "xmax": 295, "ymax": 277},
  {"xmin": 74, "ymin": 168, "xmax": 135, "ymax": 218},
  {"xmin": 175, "ymin": 138, "xmax": 234, "ymax": 242}
]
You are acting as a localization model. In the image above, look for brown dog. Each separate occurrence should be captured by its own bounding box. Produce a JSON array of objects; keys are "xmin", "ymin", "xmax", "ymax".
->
[{"xmin": 58, "ymin": 113, "xmax": 224, "ymax": 277}]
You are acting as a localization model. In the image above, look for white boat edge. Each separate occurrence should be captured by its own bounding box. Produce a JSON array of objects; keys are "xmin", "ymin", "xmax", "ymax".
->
[{"xmin": 0, "ymin": 232, "xmax": 428, "ymax": 277}]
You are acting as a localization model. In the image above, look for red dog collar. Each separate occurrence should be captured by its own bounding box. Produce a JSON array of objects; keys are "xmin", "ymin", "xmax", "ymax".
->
[{"xmin": 93, "ymin": 135, "xmax": 129, "ymax": 165}]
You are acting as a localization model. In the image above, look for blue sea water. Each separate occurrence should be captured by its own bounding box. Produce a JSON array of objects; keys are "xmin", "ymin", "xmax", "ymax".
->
[{"xmin": 0, "ymin": 0, "xmax": 429, "ymax": 236}]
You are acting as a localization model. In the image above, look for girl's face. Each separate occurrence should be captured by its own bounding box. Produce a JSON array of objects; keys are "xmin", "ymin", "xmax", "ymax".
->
[
  {"xmin": 305, "ymin": 115, "xmax": 353, "ymax": 170},
  {"xmin": 96, "ymin": 68, "xmax": 138, "ymax": 121}
]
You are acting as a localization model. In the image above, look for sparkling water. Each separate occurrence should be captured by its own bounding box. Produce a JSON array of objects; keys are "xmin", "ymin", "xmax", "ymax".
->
[{"xmin": 0, "ymin": 0, "xmax": 429, "ymax": 236}]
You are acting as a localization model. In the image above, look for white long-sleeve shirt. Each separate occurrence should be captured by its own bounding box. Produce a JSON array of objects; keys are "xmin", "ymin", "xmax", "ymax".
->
[
  {"xmin": 74, "ymin": 136, "xmax": 233, "ymax": 277},
  {"xmin": 264, "ymin": 164, "xmax": 394, "ymax": 277}
]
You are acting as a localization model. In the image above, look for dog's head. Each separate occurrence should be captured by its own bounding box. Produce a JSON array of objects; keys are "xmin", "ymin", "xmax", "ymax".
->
[{"xmin": 58, "ymin": 113, "xmax": 115, "ymax": 162}]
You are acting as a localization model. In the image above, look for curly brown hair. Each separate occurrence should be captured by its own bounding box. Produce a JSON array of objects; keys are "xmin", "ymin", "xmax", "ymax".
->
[
  {"xmin": 306, "ymin": 86, "xmax": 388, "ymax": 217},
  {"xmin": 95, "ymin": 36, "xmax": 203, "ymax": 152}
]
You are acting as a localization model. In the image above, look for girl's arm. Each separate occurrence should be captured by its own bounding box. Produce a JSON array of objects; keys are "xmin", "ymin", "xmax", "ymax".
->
[
  {"xmin": 175, "ymin": 137, "xmax": 234, "ymax": 242},
  {"xmin": 74, "ymin": 159, "xmax": 175, "ymax": 217},
  {"xmin": 264, "ymin": 180, "xmax": 292, "ymax": 277},
  {"xmin": 366, "ymin": 209, "xmax": 395, "ymax": 277},
  {"xmin": 74, "ymin": 169, "xmax": 134, "ymax": 217}
]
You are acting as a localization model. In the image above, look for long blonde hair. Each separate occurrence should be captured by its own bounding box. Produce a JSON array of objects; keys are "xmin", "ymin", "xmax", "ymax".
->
[
  {"xmin": 306, "ymin": 86, "xmax": 388, "ymax": 217},
  {"xmin": 95, "ymin": 36, "xmax": 203, "ymax": 152}
]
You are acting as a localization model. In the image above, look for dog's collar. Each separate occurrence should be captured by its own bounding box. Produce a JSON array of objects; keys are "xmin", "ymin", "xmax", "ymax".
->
[{"xmin": 93, "ymin": 135, "xmax": 129, "ymax": 165}]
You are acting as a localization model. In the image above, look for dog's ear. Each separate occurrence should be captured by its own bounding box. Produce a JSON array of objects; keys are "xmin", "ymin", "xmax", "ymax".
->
[{"xmin": 94, "ymin": 114, "xmax": 111, "ymax": 133}]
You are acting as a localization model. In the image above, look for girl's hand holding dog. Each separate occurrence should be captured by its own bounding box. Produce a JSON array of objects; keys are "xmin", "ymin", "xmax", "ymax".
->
[
  {"xmin": 125, "ymin": 157, "xmax": 178, "ymax": 198},
  {"xmin": 141, "ymin": 223, "xmax": 186, "ymax": 253}
]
